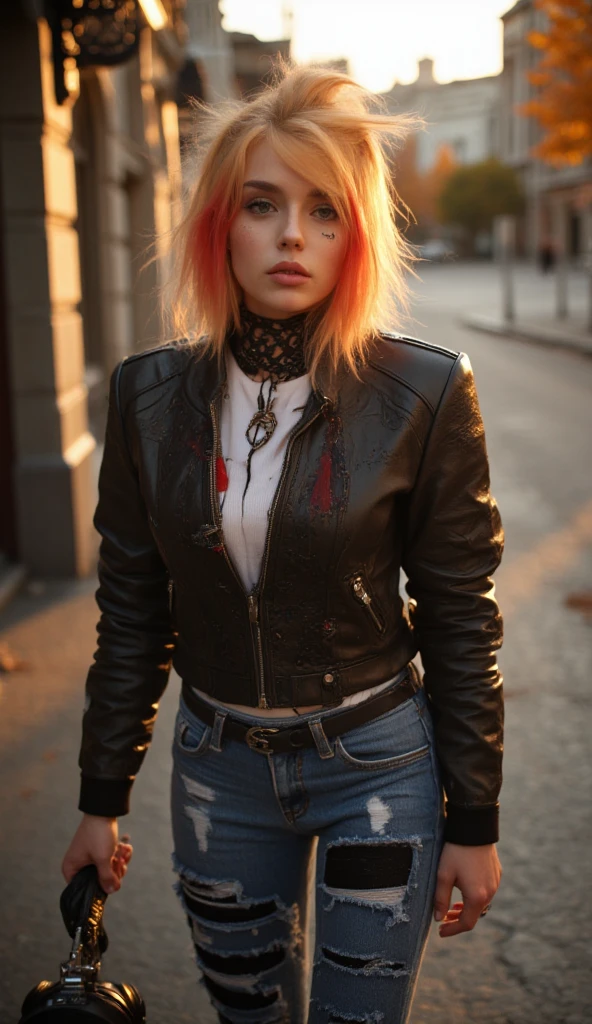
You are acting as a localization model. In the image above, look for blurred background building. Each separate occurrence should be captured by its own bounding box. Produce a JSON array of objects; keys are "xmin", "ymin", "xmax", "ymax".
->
[
  {"xmin": 499, "ymin": 0, "xmax": 592, "ymax": 261},
  {"xmin": 0, "ymin": 0, "xmax": 591, "ymax": 590},
  {"xmin": 383, "ymin": 57, "xmax": 500, "ymax": 173},
  {"xmin": 383, "ymin": 0, "xmax": 592, "ymax": 265},
  {"xmin": 230, "ymin": 30, "xmax": 291, "ymax": 97},
  {"xmin": 0, "ymin": 0, "xmax": 291, "ymax": 589}
]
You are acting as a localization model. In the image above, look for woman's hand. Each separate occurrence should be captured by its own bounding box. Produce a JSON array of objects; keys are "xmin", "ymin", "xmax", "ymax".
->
[
  {"xmin": 433, "ymin": 842, "xmax": 501, "ymax": 938},
  {"xmin": 61, "ymin": 814, "xmax": 133, "ymax": 895}
]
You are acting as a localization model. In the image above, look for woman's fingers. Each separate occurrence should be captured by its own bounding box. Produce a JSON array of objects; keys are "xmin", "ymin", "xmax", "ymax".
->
[
  {"xmin": 435, "ymin": 843, "xmax": 501, "ymax": 938},
  {"xmin": 441, "ymin": 905, "xmax": 463, "ymax": 922},
  {"xmin": 439, "ymin": 895, "xmax": 489, "ymax": 937},
  {"xmin": 97, "ymin": 854, "xmax": 121, "ymax": 894},
  {"xmin": 112, "ymin": 841, "xmax": 133, "ymax": 880},
  {"xmin": 433, "ymin": 869, "xmax": 454, "ymax": 922},
  {"xmin": 113, "ymin": 859, "xmax": 128, "ymax": 881},
  {"xmin": 111, "ymin": 837, "xmax": 133, "ymax": 881},
  {"xmin": 61, "ymin": 852, "xmax": 90, "ymax": 884}
]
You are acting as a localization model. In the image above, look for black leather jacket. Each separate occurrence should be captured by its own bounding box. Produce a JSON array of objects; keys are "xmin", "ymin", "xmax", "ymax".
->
[{"xmin": 79, "ymin": 334, "xmax": 504, "ymax": 844}]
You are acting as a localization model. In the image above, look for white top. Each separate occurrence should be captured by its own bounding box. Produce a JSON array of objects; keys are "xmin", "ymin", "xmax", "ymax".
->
[
  {"xmin": 219, "ymin": 349, "xmax": 312, "ymax": 593},
  {"xmin": 193, "ymin": 349, "xmax": 395, "ymax": 718}
]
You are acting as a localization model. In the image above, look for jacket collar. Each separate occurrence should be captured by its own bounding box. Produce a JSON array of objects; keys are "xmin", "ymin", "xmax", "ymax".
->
[{"xmin": 182, "ymin": 340, "xmax": 336, "ymax": 418}]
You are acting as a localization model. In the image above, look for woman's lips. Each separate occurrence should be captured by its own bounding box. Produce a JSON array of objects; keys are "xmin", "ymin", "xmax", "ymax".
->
[
  {"xmin": 268, "ymin": 271, "xmax": 310, "ymax": 286},
  {"xmin": 267, "ymin": 261, "xmax": 311, "ymax": 286}
]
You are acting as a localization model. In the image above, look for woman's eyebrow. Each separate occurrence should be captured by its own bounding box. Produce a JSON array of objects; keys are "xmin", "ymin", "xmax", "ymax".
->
[
  {"xmin": 243, "ymin": 179, "xmax": 328, "ymax": 199},
  {"xmin": 243, "ymin": 179, "xmax": 280, "ymax": 193}
]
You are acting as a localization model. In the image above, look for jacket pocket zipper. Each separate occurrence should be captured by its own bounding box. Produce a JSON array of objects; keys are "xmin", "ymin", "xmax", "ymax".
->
[{"xmin": 350, "ymin": 574, "xmax": 386, "ymax": 635}]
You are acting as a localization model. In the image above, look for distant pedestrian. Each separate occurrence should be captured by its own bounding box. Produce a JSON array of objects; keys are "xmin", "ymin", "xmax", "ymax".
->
[
  {"xmin": 62, "ymin": 62, "xmax": 504, "ymax": 1023},
  {"xmin": 539, "ymin": 237, "xmax": 556, "ymax": 273}
]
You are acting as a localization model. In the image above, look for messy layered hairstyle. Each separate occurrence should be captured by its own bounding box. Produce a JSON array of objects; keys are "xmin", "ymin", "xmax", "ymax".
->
[{"xmin": 166, "ymin": 61, "xmax": 419, "ymax": 383}]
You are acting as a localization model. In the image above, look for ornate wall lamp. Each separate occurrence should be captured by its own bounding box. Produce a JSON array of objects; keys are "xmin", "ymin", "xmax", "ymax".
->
[{"xmin": 44, "ymin": 0, "xmax": 172, "ymax": 105}]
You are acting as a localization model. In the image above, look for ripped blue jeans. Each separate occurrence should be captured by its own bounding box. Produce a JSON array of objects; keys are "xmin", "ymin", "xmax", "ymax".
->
[{"xmin": 170, "ymin": 668, "xmax": 444, "ymax": 1024}]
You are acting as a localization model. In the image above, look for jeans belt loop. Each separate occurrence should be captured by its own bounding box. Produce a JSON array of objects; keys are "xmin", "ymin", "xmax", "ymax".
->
[
  {"xmin": 307, "ymin": 717, "xmax": 335, "ymax": 760},
  {"xmin": 209, "ymin": 709, "xmax": 229, "ymax": 752}
]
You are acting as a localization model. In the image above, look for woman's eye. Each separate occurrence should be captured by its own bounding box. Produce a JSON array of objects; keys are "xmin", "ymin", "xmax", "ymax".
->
[
  {"xmin": 246, "ymin": 199, "xmax": 274, "ymax": 215},
  {"xmin": 314, "ymin": 205, "xmax": 338, "ymax": 221}
]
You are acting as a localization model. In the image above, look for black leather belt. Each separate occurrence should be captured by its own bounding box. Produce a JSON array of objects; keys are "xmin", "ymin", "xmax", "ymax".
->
[{"xmin": 181, "ymin": 667, "xmax": 420, "ymax": 755}]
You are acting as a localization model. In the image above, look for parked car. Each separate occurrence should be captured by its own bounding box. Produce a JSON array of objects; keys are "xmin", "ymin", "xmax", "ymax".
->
[{"xmin": 418, "ymin": 239, "xmax": 456, "ymax": 262}]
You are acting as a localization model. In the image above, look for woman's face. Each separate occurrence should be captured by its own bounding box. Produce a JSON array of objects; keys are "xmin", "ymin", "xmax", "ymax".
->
[{"xmin": 228, "ymin": 140, "xmax": 348, "ymax": 320}]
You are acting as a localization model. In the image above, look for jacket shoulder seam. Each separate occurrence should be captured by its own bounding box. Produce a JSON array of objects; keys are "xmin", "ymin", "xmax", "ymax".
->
[
  {"xmin": 368, "ymin": 333, "xmax": 460, "ymax": 415},
  {"xmin": 380, "ymin": 331, "xmax": 459, "ymax": 359},
  {"xmin": 122, "ymin": 369, "xmax": 184, "ymax": 413},
  {"xmin": 120, "ymin": 340, "xmax": 188, "ymax": 365},
  {"xmin": 118, "ymin": 343, "xmax": 189, "ymax": 413}
]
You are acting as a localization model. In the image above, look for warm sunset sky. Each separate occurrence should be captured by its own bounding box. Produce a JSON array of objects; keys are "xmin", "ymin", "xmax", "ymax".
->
[{"xmin": 220, "ymin": 0, "xmax": 514, "ymax": 93}]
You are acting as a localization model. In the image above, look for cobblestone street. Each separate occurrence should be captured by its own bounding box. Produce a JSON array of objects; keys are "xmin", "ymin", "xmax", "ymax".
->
[{"xmin": 1, "ymin": 265, "xmax": 591, "ymax": 1022}]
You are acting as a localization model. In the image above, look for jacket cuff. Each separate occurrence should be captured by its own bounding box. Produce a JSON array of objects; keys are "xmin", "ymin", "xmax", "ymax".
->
[
  {"xmin": 79, "ymin": 776, "xmax": 133, "ymax": 817},
  {"xmin": 444, "ymin": 802, "xmax": 499, "ymax": 845}
]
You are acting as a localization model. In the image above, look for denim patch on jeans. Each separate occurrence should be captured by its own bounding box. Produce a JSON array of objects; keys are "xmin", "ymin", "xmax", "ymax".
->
[{"xmin": 170, "ymin": 668, "xmax": 444, "ymax": 1024}]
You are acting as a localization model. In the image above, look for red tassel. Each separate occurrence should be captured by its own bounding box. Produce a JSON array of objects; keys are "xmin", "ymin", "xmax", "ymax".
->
[
  {"xmin": 216, "ymin": 456, "xmax": 228, "ymax": 492},
  {"xmin": 311, "ymin": 451, "xmax": 332, "ymax": 513}
]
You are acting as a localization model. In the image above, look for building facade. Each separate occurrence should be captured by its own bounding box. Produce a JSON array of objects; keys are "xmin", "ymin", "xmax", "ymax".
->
[
  {"xmin": 230, "ymin": 31, "xmax": 291, "ymax": 98},
  {"xmin": 183, "ymin": 0, "xmax": 236, "ymax": 103},
  {"xmin": 0, "ymin": 0, "xmax": 187, "ymax": 583},
  {"xmin": 382, "ymin": 58, "xmax": 500, "ymax": 173},
  {"xmin": 0, "ymin": 0, "xmax": 296, "ymax": 588},
  {"xmin": 500, "ymin": 0, "xmax": 592, "ymax": 261}
]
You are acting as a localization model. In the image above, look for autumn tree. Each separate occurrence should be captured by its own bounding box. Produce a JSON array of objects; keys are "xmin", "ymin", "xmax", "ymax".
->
[
  {"xmin": 439, "ymin": 158, "xmax": 524, "ymax": 242},
  {"xmin": 521, "ymin": 0, "xmax": 592, "ymax": 165},
  {"xmin": 423, "ymin": 144, "xmax": 457, "ymax": 224},
  {"xmin": 393, "ymin": 139, "xmax": 456, "ymax": 235}
]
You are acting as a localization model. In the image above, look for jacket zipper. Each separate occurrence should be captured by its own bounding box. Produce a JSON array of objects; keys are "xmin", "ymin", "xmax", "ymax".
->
[
  {"xmin": 246, "ymin": 403, "xmax": 325, "ymax": 708},
  {"xmin": 350, "ymin": 574, "xmax": 385, "ymax": 635},
  {"xmin": 247, "ymin": 593, "xmax": 266, "ymax": 706},
  {"xmin": 209, "ymin": 393, "xmax": 327, "ymax": 709},
  {"xmin": 210, "ymin": 397, "xmax": 269, "ymax": 705}
]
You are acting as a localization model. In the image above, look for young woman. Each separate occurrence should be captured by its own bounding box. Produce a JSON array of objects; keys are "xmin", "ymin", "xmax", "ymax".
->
[{"xmin": 62, "ymin": 64, "xmax": 504, "ymax": 1024}]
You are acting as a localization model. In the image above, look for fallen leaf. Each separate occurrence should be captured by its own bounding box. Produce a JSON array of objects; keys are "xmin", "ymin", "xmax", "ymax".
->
[
  {"xmin": 0, "ymin": 643, "xmax": 30, "ymax": 673},
  {"xmin": 565, "ymin": 591, "xmax": 592, "ymax": 621}
]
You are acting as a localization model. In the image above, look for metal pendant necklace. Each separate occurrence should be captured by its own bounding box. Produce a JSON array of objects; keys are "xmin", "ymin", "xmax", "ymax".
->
[
  {"xmin": 246, "ymin": 379, "xmax": 278, "ymax": 452},
  {"xmin": 229, "ymin": 306, "xmax": 308, "ymax": 511}
]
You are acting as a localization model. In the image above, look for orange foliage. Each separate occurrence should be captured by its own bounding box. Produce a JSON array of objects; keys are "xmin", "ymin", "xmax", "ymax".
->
[
  {"xmin": 521, "ymin": 0, "xmax": 592, "ymax": 165},
  {"xmin": 423, "ymin": 144, "xmax": 457, "ymax": 221},
  {"xmin": 393, "ymin": 139, "xmax": 457, "ymax": 230}
]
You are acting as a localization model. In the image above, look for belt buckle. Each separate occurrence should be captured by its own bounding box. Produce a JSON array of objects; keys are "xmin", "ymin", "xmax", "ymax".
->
[{"xmin": 245, "ymin": 726, "xmax": 279, "ymax": 754}]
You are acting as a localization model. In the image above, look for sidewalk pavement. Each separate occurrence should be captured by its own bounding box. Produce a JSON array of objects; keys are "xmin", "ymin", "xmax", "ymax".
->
[
  {"xmin": 413, "ymin": 260, "xmax": 592, "ymax": 357},
  {"xmin": 2, "ymin": 308, "xmax": 592, "ymax": 1022},
  {"xmin": 0, "ymin": 577, "xmax": 211, "ymax": 1023},
  {"xmin": 461, "ymin": 310, "xmax": 592, "ymax": 356}
]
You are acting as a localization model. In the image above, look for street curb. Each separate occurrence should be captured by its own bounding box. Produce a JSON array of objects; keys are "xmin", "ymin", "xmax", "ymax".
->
[{"xmin": 461, "ymin": 313, "xmax": 592, "ymax": 357}]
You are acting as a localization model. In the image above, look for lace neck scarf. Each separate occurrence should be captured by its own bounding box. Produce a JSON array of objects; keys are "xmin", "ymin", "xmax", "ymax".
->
[{"xmin": 229, "ymin": 306, "xmax": 308, "ymax": 383}]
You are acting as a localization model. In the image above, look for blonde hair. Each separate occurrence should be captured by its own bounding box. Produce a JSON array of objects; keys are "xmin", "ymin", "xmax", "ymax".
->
[{"xmin": 166, "ymin": 61, "xmax": 418, "ymax": 383}]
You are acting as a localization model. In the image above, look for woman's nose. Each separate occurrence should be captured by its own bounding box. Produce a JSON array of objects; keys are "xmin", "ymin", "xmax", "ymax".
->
[{"xmin": 278, "ymin": 209, "xmax": 305, "ymax": 250}]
